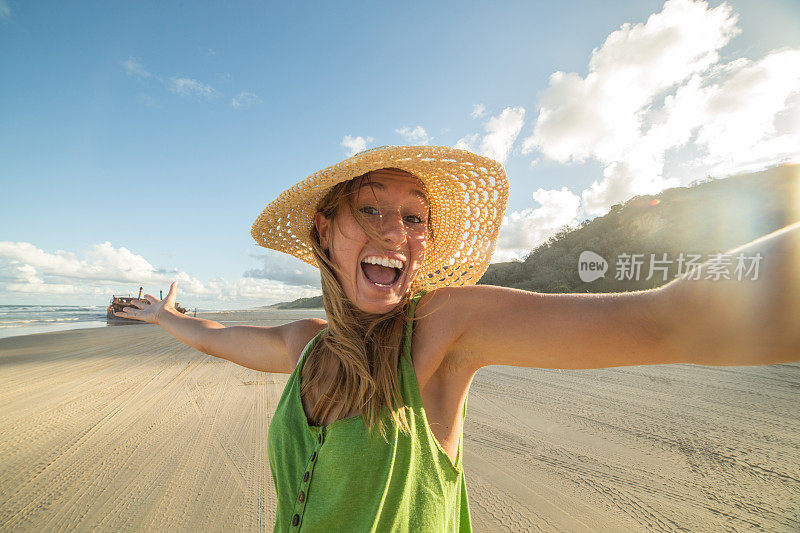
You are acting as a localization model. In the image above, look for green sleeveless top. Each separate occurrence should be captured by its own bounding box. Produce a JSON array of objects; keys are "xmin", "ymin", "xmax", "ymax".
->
[{"xmin": 267, "ymin": 292, "xmax": 471, "ymax": 532}]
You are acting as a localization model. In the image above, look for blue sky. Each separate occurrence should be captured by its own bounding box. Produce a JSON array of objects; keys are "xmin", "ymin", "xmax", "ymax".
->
[{"xmin": 1, "ymin": 0, "xmax": 799, "ymax": 308}]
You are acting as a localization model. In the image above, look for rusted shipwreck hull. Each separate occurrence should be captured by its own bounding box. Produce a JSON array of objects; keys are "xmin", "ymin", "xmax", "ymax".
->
[{"xmin": 106, "ymin": 287, "xmax": 188, "ymax": 324}]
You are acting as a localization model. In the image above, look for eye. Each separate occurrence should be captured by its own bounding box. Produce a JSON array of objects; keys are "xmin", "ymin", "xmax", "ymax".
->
[
  {"xmin": 359, "ymin": 206, "xmax": 379, "ymax": 216},
  {"xmin": 404, "ymin": 214, "xmax": 423, "ymax": 224}
]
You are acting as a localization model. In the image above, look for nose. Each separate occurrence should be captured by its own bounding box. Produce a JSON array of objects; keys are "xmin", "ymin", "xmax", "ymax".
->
[{"xmin": 376, "ymin": 211, "xmax": 406, "ymax": 245}]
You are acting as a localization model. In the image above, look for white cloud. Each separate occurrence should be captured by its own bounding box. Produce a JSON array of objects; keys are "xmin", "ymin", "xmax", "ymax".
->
[
  {"xmin": 122, "ymin": 56, "xmax": 151, "ymax": 80},
  {"xmin": 454, "ymin": 107, "xmax": 526, "ymax": 164},
  {"xmin": 494, "ymin": 187, "xmax": 583, "ymax": 261},
  {"xmin": 244, "ymin": 250, "xmax": 320, "ymax": 287},
  {"xmin": 0, "ymin": 241, "xmax": 320, "ymax": 307},
  {"xmin": 454, "ymin": 133, "xmax": 479, "ymax": 152},
  {"xmin": 525, "ymin": 0, "xmax": 740, "ymax": 163},
  {"xmin": 121, "ymin": 59, "xmax": 230, "ymax": 105},
  {"xmin": 231, "ymin": 91, "xmax": 262, "ymax": 109},
  {"xmin": 395, "ymin": 126, "xmax": 431, "ymax": 145},
  {"xmin": 0, "ymin": 241, "xmax": 180, "ymax": 284},
  {"xmin": 341, "ymin": 135, "xmax": 374, "ymax": 156},
  {"xmin": 167, "ymin": 76, "xmax": 217, "ymax": 100},
  {"xmin": 471, "ymin": 104, "xmax": 487, "ymax": 118},
  {"xmin": 480, "ymin": 107, "xmax": 526, "ymax": 163},
  {"xmin": 523, "ymin": 0, "xmax": 746, "ymax": 215},
  {"xmin": 693, "ymin": 49, "xmax": 800, "ymax": 174},
  {"xmin": 191, "ymin": 277, "xmax": 320, "ymax": 306}
]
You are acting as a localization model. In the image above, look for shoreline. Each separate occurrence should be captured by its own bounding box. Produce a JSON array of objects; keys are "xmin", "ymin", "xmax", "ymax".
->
[
  {"xmin": 0, "ymin": 308, "xmax": 328, "ymax": 342},
  {"xmin": 1, "ymin": 309, "xmax": 798, "ymax": 531}
]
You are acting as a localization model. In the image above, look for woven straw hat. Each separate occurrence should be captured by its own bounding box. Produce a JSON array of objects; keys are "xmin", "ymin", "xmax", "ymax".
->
[{"xmin": 251, "ymin": 145, "xmax": 509, "ymax": 291}]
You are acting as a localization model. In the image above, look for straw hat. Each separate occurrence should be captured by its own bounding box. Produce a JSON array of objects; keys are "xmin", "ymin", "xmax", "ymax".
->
[{"xmin": 251, "ymin": 145, "xmax": 509, "ymax": 291}]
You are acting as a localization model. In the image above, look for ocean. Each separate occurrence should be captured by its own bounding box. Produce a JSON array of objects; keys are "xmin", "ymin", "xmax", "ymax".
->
[{"xmin": 0, "ymin": 305, "xmax": 110, "ymax": 340}]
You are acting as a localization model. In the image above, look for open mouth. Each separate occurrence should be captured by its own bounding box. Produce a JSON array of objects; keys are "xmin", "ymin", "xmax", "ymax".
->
[{"xmin": 361, "ymin": 257, "xmax": 404, "ymax": 288}]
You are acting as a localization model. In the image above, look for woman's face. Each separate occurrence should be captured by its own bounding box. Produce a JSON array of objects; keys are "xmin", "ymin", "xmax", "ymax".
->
[{"xmin": 314, "ymin": 170, "xmax": 430, "ymax": 314}]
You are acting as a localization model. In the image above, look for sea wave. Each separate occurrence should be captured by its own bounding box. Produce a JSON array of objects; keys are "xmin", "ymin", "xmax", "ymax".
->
[{"xmin": 0, "ymin": 317, "xmax": 82, "ymax": 326}]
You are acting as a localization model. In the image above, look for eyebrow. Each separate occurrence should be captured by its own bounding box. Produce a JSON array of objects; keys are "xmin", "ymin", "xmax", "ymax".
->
[{"xmin": 357, "ymin": 181, "xmax": 429, "ymax": 204}]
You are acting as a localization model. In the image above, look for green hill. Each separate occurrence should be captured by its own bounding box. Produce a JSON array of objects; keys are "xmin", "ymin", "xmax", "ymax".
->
[
  {"xmin": 479, "ymin": 164, "xmax": 799, "ymax": 293},
  {"xmin": 265, "ymin": 295, "xmax": 324, "ymax": 309}
]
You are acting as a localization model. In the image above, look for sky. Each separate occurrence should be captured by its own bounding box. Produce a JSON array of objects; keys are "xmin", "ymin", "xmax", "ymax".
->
[{"xmin": 1, "ymin": 0, "xmax": 799, "ymax": 308}]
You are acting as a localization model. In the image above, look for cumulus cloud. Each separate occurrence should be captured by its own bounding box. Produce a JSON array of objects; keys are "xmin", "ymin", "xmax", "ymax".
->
[
  {"xmin": 471, "ymin": 104, "xmax": 487, "ymax": 118},
  {"xmin": 231, "ymin": 91, "xmax": 262, "ymax": 109},
  {"xmin": 454, "ymin": 133, "xmax": 479, "ymax": 152},
  {"xmin": 525, "ymin": 0, "xmax": 739, "ymax": 163},
  {"xmin": 521, "ymin": 0, "xmax": 800, "ymax": 216},
  {"xmin": 455, "ymin": 107, "xmax": 526, "ymax": 163},
  {"xmin": 243, "ymin": 250, "xmax": 320, "ymax": 287},
  {"xmin": 481, "ymin": 107, "xmax": 526, "ymax": 163},
  {"xmin": 0, "ymin": 241, "xmax": 199, "ymax": 286},
  {"xmin": 493, "ymin": 187, "xmax": 583, "ymax": 262},
  {"xmin": 341, "ymin": 135, "xmax": 374, "ymax": 156},
  {"xmin": 693, "ymin": 49, "xmax": 800, "ymax": 174},
  {"xmin": 122, "ymin": 56, "xmax": 151, "ymax": 80},
  {"xmin": 0, "ymin": 241, "xmax": 320, "ymax": 307},
  {"xmin": 395, "ymin": 126, "xmax": 431, "ymax": 145},
  {"xmin": 167, "ymin": 76, "xmax": 218, "ymax": 100}
]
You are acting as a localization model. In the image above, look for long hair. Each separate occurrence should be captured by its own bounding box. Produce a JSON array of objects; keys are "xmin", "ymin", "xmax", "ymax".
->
[{"xmin": 302, "ymin": 169, "xmax": 428, "ymax": 441}]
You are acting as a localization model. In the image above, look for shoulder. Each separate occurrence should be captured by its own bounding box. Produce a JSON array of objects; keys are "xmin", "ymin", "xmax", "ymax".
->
[
  {"xmin": 411, "ymin": 286, "xmax": 479, "ymax": 376},
  {"xmin": 415, "ymin": 285, "xmax": 483, "ymax": 327},
  {"xmin": 282, "ymin": 317, "xmax": 328, "ymax": 369}
]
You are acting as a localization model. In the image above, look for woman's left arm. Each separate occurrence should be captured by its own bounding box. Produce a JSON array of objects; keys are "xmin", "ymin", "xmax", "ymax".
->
[{"xmin": 434, "ymin": 221, "xmax": 800, "ymax": 372}]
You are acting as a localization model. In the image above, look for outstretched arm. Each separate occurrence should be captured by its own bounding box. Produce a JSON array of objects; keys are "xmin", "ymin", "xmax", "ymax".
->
[
  {"xmin": 429, "ymin": 221, "xmax": 800, "ymax": 372},
  {"xmin": 115, "ymin": 281, "xmax": 325, "ymax": 373},
  {"xmin": 653, "ymin": 220, "xmax": 800, "ymax": 366}
]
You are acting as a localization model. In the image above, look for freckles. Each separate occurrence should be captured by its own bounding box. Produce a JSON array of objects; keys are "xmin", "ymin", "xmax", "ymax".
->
[
  {"xmin": 410, "ymin": 235, "xmax": 428, "ymax": 265},
  {"xmin": 340, "ymin": 218, "xmax": 370, "ymax": 243}
]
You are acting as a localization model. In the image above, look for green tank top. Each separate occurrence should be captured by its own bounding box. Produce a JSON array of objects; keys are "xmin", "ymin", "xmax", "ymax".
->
[{"xmin": 267, "ymin": 292, "xmax": 471, "ymax": 531}]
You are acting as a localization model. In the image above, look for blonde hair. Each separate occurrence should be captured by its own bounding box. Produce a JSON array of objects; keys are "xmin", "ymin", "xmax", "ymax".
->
[{"xmin": 302, "ymin": 169, "xmax": 429, "ymax": 441}]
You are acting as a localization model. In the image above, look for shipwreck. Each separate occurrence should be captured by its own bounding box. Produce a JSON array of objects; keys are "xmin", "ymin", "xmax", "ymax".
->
[{"xmin": 106, "ymin": 287, "xmax": 188, "ymax": 324}]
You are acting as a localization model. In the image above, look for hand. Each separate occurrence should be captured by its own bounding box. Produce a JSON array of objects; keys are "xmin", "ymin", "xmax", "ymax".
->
[{"xmin": 114, "ymin": 281, "xmax": 179, "ymax": 325}]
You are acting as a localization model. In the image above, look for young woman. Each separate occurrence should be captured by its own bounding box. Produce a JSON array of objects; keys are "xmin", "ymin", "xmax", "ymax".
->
[{"xmin": 116, "ymin": 146, "xmax": 800, "ymax": 531}]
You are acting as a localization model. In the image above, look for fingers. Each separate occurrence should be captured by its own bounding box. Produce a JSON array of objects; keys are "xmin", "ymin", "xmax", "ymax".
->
[
  {"xmin": 144, "ymin": 294, "xmax": 159, "ymax": 304},
  {"xmin": 116, "ymin": 307, "xmax": 144, "ymax": 321},
  {"xmin": 129, "ymin": 300, "xmax": 149, "ymax": 309},
  {"xmin": 165, "ymin": 281, "xmax": 178, "ymax": 305}
]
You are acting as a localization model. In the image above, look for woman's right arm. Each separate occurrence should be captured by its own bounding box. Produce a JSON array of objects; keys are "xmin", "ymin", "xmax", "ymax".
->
[{"xmin": 115, "ymin": 281, "xmax": 326, "ymax": 373}]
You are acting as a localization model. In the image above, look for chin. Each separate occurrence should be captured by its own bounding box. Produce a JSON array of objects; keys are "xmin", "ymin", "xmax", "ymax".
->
[{"xmin": 352, "ymin": 295, "xmax": 403, "ymax": 315}]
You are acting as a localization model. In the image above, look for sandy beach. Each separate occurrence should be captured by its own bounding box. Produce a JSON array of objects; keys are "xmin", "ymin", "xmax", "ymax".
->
[{"xmin": 1, "ymin": 309, "xmax": 798, "ymax": 532}]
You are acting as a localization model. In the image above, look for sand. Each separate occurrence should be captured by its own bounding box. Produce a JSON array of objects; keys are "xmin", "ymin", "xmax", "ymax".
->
[{"xmin": 0, "ymin": 309, "xmax": 798, "ymax": 532}]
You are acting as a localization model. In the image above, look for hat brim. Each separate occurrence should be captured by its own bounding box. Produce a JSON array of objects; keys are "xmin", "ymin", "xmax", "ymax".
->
[{"xmin": 251, "ymin": 145, "xmax": 509, "ymax": 292}]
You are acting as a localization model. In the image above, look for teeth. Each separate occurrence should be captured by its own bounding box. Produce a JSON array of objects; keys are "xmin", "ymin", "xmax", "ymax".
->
[{"xmin": 363, "ymin": 256, "xmax": 405, "ymax": 269}]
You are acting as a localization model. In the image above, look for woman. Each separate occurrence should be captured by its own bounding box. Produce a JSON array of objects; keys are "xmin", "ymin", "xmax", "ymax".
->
[{"xmin": 117, "ymin": 146, "xmax": 800, "ymax": 531}]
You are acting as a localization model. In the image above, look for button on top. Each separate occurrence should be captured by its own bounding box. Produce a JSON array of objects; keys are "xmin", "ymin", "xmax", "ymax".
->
[
  {"xmin": 303, "ymin": 471, "xmax": 309, "ymax": 482},
  {"xmin": 298, "ymin": 490, "xmax": 305, "ymax": 502},
  {"xmin": 292, "ymin": 514, "xmax": 299, "ymax": 526}
]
